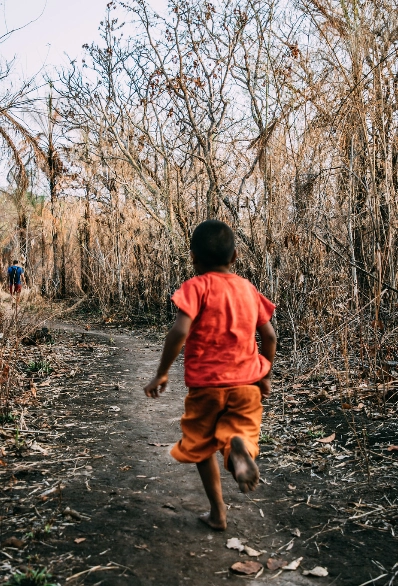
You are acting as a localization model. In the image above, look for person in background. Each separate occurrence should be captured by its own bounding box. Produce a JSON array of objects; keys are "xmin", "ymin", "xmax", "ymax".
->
[{"xmin": 8, "ymin": 260, "xmax": 26, "ymax": 305}]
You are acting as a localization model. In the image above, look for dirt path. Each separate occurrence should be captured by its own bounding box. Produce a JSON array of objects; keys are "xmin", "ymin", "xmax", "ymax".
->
[{"xmin": 1, "ymin": 324, "xmax": 397, "ymax": 585}]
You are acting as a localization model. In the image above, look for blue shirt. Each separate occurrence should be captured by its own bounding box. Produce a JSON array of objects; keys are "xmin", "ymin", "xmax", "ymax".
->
[{"xmin": 8, "ymin": 266, "xmax": 24, "ymax": 285}]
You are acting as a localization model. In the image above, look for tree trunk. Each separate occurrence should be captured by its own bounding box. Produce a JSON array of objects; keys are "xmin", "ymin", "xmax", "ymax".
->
[{"xmin": 80, "ymin": 188, "xmax": 91, "ymax": 294}]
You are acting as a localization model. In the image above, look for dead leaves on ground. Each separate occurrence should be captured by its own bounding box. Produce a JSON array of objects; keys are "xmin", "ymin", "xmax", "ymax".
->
[
  {"xmin": 316, "ymin": 432, "xmax": 336, "ymax": 443},
  {"xmin": 229, "ymin": 555, "xmax": 311, "ymax": 578},
  {"xmin": 62, "ymin": 507, "xmax": 84, "ymax": 521},
  {"xmin": 283, "ymin": 557, "xmax": 303, "ymax": 570},
  {"xmin": 226, "ymin": 537, "xmax": 245, "ymax": 552},
  {"xmin": 303, "ymin": 566, "xmax": 329, "ymax": 576},
  {"xmin": 267, "ymin": 557, "xmax": 287, "ymax": 571},
  {"xmin": 243, "ymin": 545, "xmax": 263, "ymax": 557},
  {"xmin": 2, "ymin": 536, "xmax": 25, "ymax": 549},
  {"xmin": 226, "ymin": 538, "xmax": 315, "ymax": 579},
  {"xmin": 230, "ymin": 561, "xmax": 263, "ymax": 576},
  {"xmin": 0, "ymin": 329, "xmax": 119, "ymax": 584},
  {"xmin": 266, "ymin": 556, "xmax": 303, "ymax": 572},
  {"xmin": 1, "ymin": 330, "xmax": 395, "ymax": 584},
  {"xmin": 260, "ymin": 370, "xmax": 398, "ymax": 492},
  {"xmin": 226, "ymin": 537, "xmax": 263, "ymax": 557}
]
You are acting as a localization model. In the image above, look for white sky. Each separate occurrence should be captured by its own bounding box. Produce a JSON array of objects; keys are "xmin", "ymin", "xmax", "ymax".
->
[
  {"xmin": 0, "ymin": 0, "xmax": 168, "ymax": 187},
  {"xmin": 0, "ymin": 0, "xmax": 167, "ymax": 80}
]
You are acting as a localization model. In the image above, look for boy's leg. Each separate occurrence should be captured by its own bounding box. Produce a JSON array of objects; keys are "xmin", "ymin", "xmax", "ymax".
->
[
  {"xmin": 215, "ymin": 386, "xmax": 263, "ymax": 493},
  {"xmin": 196, "ymin": 454, "xmax": 227, "ymax": 530},
  {"xmin": 229, "ymin": 436, "xmax": 259, "ymax": 493}
]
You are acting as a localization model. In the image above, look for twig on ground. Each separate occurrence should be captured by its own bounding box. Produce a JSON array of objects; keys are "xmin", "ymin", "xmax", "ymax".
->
[{"xmin": 357, "ymin": 574, "xmax": 389, "ymax": 586}]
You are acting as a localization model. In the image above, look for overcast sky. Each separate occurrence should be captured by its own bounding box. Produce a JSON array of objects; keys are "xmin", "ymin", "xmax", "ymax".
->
[{"xmin": 0, "ymin": 0, "xmax": 167, "ymax": 79}]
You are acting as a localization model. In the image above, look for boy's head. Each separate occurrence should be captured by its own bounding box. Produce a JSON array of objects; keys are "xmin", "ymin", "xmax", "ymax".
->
[
  {"xmin": 190, "ymin": 220, "xmax": 235, "ymax": 268},
  {"xmin": 12, "ymin": 260, "xmax": 19, "ymax": 265}
]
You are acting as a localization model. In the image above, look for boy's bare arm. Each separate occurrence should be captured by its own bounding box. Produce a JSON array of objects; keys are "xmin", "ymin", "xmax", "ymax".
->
[
  {"xmin": 144, "ymin": 310, "xmax": 192, "ymax": 398},
  {"xmin": 257, "ymin": 321, "xmax": 277, "ymax": 398}
]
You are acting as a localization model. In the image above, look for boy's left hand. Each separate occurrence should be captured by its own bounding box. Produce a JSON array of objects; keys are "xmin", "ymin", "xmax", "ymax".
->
[{"xmin": 144, "ymin": 374, "xmax": 168, "ymax": 398}]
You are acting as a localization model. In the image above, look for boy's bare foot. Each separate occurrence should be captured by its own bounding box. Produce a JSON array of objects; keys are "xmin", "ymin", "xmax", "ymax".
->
[
  {"xmin": 229, "ymin": 436, "xmax": 259, "ymax": 493},
  {"xmin": 198, "ymin": 504, "xmax": 227, "ymax": 531}
]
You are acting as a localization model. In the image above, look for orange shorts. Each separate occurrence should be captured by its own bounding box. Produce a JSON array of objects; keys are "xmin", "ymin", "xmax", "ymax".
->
[{"xmin": 170, "ymin": 385, "xmax": 263, "ymax": 470}]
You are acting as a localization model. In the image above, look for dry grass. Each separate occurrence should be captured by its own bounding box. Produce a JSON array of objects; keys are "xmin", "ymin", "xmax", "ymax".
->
[{"xmin": 0, "ymin": 0, "xmax": 397, "ymax": 408}]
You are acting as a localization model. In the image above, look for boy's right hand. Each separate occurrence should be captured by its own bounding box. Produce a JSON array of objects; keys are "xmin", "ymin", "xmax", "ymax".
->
[
  {"xmin": 144, "ymin": 374, "xmax": 168, "ymax": 398},
  {"xmin": 258, "ymin": 376, "xmax": 271, "ymax": 399}
]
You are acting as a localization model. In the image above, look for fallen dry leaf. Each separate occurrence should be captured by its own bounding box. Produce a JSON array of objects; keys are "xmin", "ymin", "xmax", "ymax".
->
[
  {"xmin": 291, "ymin": 528, "xmax": 301, "ymax": 537},
  {"xmin": 267, "ymin": 558, "xmax": 288, "ymax": 571},
  {"xmin": 387, "ymin": 445, "xmax": 398, "ymax": 452},
  {"xmin": 0, "ymin": 430, "xmax": 13, "ymax": 439},
  {"xmin": 244, "ymin": 545, "xmax": 263, "ymax": 557},
  {"xmin": 120, "ymin": 465, "xmax": 131, "ymax": 471},
  {"xmin": 148, "ymin": 442, "xmax": 170, "ymax": 447},
  {"xmin": 63, "ymin": 507, "xmax": 82, "ymax": 521},
  {"xmin": 230, "ymin": 561, "xmax": 263, "ymax": 575},
  {"xmin": 2, "ymin": 536, "xmax": 25, "ymax": 549},
  {"xmin": 288, "ymin": 484, "xmax": 296, "ymax": 490},
  {"xmin": 316, "ymin": 433, "xmax": 336, "ymax": 443},
  {"xmin": 39, "ymin": 483, "xmax": 65, "ymax": 498},
  {"xmin": 342, "ymin": 403, "xmax": 351, "ymax": 409},
  {"xmin": 0, "ymin": 459, "xmax": 6, "ymax": 466},
  {"xmin": 74, "ymin": 537, "xmax": 86, "ymax": 544},
  {"xmin": 283, "ymin": 557, "xmax": 303, "ymax": 571},
  {"xmin": 226, "ymin": 537, "xmax": 245, "ymax": 552},
  {"xmin": 30, "ymin": 441, "xmax": 49, "ymax": 455},
  {"xmin": 303, "ymin": 566, "xmax": 329, "ymax": 577},
  {"xmin": 38, "ymin": 380, "xmax": 51, "ymax": 387}
]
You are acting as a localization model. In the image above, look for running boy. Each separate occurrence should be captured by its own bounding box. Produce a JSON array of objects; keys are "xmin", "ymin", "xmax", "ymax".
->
[{"xmin": 144, "ymin": 220, "xmax": 276, "ymax": 530}]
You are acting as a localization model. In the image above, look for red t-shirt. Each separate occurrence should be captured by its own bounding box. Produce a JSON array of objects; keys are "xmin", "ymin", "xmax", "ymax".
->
[{"xmin": 171, "ymin": 272, "xmax": 275, "ymax": 388}]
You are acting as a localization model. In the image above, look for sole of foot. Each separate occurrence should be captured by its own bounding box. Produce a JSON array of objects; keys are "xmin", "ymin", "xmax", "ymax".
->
[
  {"xmin": 230, "ymin": 436, "xmax": 259, "ymax": 493},
  {"xmin": 198, "ymin": 510, "xmax": 227, "ymax": 531}
]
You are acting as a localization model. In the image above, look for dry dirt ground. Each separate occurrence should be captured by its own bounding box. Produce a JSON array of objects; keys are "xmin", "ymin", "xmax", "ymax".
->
[{"xmin": 1, "ymin": 323, "xmax": 397, "ymax": 586}]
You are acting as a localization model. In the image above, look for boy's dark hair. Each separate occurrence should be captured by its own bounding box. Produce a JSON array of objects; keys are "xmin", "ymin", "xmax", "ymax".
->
[
  {"xmin": 190, "ymin": 220, "xmax": 235, "ymax": 266},
  {"xmin": 12, "ymin": 260, "xmax": 19, "ymax": 265}
]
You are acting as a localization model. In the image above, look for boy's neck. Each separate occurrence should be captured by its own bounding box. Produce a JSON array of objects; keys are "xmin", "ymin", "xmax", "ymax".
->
[{"xmin": 195, "ymin": 264, "xmax": 232, "ymax": 275}]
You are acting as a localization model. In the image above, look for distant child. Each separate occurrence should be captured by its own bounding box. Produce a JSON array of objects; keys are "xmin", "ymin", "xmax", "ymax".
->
[
  {"xmin": 144, "ymin": 220, "xmax": 276, "ymax": 530},
  {"xmin": 8, "ymin": 260, "xmax": 25, "ymax": 303}
]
